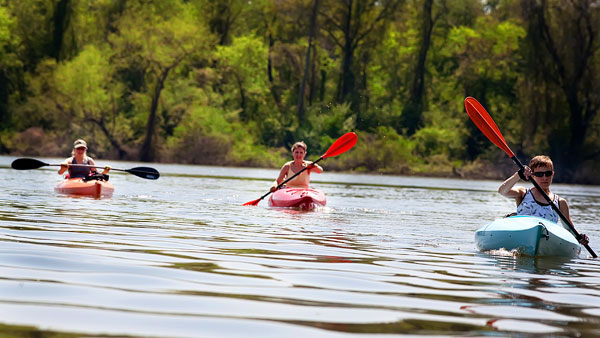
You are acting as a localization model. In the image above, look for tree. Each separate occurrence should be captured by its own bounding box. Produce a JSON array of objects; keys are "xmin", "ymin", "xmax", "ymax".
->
[
  {"xmin": 401, "ymin": 0, "xmax": 438, "ymax": 135},
  {"xmin": 297, "ymin": 0, "xmax": 320, "ymax": 121},
  {"xmin": 54, "ymin": 45, "xmax": 129, "ymax": 158},
  {"xmin": 0, "ymin": 4, "xmax": 22, "ymax": 131},
  {"xmin": 522, "ymin": 0, "xmax": 600, "ymax": 180},
  {"xmin": 443, "ymin": 16, "xmax": 525, "ymax": 159},
  {"xmin": 110, "ymin": 1, "xmax": 211, "ymax": 162},
  {"xmin": 320, "ymin": 0, "xmax": 402, "ymax": 114}
]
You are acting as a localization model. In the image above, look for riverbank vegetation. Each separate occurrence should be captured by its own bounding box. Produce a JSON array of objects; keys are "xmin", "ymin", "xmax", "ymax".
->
[{"xmin": 1, "ymin": 0, "xmax": 598, "ymax": 183}]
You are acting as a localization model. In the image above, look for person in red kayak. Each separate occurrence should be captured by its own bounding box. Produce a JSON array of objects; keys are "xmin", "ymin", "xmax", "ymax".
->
[
  {"xmin": 498, "ymin": 155, "xmax": 589, "ymax": 245},
  {"xmin": 58, "ymin": 139, "xmax": 111, "ymax": 178},
  {"xmin": 270, "ymin": 141, "xmax": 323, "ymax": 192}
]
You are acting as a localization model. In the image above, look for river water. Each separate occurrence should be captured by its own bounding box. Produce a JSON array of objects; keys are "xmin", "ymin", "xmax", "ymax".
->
[{"xmin": 1, "ymin": 156, "xmax": 599, "ymax": 337}]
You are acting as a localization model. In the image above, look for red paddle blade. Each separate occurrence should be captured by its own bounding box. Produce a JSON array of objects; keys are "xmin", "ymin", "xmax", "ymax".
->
[
  {"xmin": 322, "ymin": 132, "xmax": 358, "ymax": 158},
  {"xmin": 464, "ymin": 97, "xmax": 514, "ymax": 158},
  {"xmin": 242, "ymin": 198, "xmax": 261, "ymax": 206}
]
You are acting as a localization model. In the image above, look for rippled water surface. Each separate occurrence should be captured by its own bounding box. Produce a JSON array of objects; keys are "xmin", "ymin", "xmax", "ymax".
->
[{"xmin": 1, "ymin": 156, "xmax": 599, "ymax": 337}]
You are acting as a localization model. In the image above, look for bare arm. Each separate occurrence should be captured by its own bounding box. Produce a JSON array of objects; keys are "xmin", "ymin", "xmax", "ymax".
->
[
  {"xmin": 270, "ymin": 164, "xmax": 290, "ymax": 192},
  {"xmin": 88, "ymin": 158, "xmax": 97, "ymax": 173},
  {"xmin": 58, "ymin": 158, "xmax": 71, "ymax": 175},
  {"xmin": 498, "ymin": 170, "xmax": 529, "ymax": 205},
  {"xmin": 559, "ymin": 198, "xmax": 589, "ymax": 245},
  {"xmin": 307, "ymin": 161, "xmax": 323, "ymax": 174},
  {"xmin": 558, "ymin": 198, "xmax": 573, "ymax": 225}
]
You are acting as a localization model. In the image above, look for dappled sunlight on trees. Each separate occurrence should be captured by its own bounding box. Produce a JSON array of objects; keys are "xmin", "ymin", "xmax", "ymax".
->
[{"xmin": 0, "ymin": 0, "xmax": 599, "ymax": 183}]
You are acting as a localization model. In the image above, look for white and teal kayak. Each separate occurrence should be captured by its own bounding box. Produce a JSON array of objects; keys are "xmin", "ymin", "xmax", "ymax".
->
[{"xmin": 475, "ymin": 215, "xmax": 581, "ymax": 257}]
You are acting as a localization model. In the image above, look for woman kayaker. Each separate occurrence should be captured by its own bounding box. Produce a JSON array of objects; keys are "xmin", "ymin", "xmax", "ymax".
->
[
  {"xmin": 498, "ymin": 155, "xmax": 589, "ymax": 245},
  {"xmin": 270, "ymin": 141, "xmax": 323, "ymax": 192},
  {"xmin": 58, "ymin": 139, "xmax": 111, "ymax": 178}
]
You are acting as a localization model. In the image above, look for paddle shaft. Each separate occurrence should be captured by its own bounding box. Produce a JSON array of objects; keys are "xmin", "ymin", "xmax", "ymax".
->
[
  {"xmin": 49, "ymin": 163, "xmax": 131, "ymax": 174},
  {"xmin": 255, "ymin": 157, "xmax": 325, "ymax": 202},
  {"xmin": 11, "ymin": 158, "xmax": 159, "ymax": 180},
  {"xmin": 510, "ymin": 156, "xmax": 597, "ymax": 257}
]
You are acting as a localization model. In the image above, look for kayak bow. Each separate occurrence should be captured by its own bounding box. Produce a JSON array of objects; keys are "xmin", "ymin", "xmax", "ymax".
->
[
  {"xmin": 54, "ymin": 178, "xmax": 114, "ymax": 198},
  {"xmin": 268, "ymin": 188, "xmax": 326, "ymax": 210},
  {"xmin": 475, "ymin": 215, "xmax": 581, "ymax": 257}
]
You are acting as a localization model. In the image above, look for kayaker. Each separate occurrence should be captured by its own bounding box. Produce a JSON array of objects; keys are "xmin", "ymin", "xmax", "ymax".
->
[
  {"xmin": 58, "ymin": 139, "xmax": 111, "ymax": 178},
  {"xmin": 270, "ymin": 141, "xmax": 323, "ymax": 192},
  {"xmin": 498, "ymin": 155, "xmax": 589, "ymax": 245}
]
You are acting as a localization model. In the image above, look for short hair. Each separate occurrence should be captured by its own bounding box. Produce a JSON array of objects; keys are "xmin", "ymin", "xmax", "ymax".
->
[
  {"xmin": 291, "ymin": 141, "xmax": 307, "ymax": 152},
  {"xmin": 529, "ymin": 155, "xmax": 553, "ymax": 171}
]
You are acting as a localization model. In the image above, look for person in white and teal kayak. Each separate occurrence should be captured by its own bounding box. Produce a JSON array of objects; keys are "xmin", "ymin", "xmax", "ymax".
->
[{"xmin": 498, "ymin": 155, "xmax": 589, "ymax": 246}]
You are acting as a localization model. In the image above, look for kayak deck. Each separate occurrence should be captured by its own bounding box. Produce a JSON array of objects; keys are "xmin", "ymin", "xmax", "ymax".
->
[
  {"xmin": 54, "ymin": 178, "xmax": 114, "ymax": 198},
  {"xmin": 475, "ymin": 215, "xmax": 581, "ymax": 257},
  {"xmin": 268, "ymin": 188, "xmax": 326, "ymax": 210}
]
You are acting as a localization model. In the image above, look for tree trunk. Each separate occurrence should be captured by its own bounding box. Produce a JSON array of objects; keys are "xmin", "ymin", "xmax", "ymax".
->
[
  {"xmin": 52, "ymin": 0, "xmax": 70, "ymax": 61},
  {"xmin": 297, "ymin": 0, "xmax": 320, "ymax": 121},
  {"xmin": 336, "ymin": 0, "xmax": 355, "ymax": 104},
  {"xmin": 140, "ymin": 67, "xmax": 171, "ymax": 162},
  {"xmin": 267, "ymin": 31, "xmax": 283, "ymax": 111},
  {"xmin": 86, "ymin": 115, "xmax": 128, "ymax": 159},
  {"xmin": 401, "ymin": 0, "xmax": 434, "ymax": 135}
]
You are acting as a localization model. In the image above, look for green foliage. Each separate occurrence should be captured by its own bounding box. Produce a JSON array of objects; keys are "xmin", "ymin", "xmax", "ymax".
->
[
  {"xmin": 214, "ymin": 34, "xmax": 270, "ymax": 114},
  {"xmin": 412, "ymin": 126, "xmax": 463, "ymax": 159},
  {"xmin": 0, "ymin": 5, "xmax": 20, "ymax": 68},
  {"xmin": 165, "ymin": 105, "xmax": 282, "ymax": 167},
  {"xmin": 54, "ymin": 45, "xmax": 118, "ymax": 118},
  {"xmin": 1, "ymin": 0, "xmax": 599, "ymax": 182},
  {"xmin": 328, "ymin": 127, "xmax": 417, "ymax": 174}
]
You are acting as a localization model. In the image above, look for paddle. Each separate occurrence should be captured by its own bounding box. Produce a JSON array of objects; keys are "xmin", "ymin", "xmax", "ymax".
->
[
  {"xmin": 243, "ymin": 132, "xmax": 358, "ymax": 206},
  {"xmin": 464, "ymin": 97, "xmax": 597, "ymax": 258},
  {"xmin": 11, "ymin": 158, "xmax": 160, "ymax": 180}
]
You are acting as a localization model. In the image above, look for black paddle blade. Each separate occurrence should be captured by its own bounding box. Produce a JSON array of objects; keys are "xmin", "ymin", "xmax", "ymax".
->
[
  {"xmin": 11, "ymin": 158, "xmax": 49, "ymax": 170},
  {"xmin": 125, "ymin": 167, "xmax": 160, "ymax": 179}
]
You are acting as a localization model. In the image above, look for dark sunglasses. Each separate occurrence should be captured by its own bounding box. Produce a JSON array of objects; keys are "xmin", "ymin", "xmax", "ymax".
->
[{"xmin": 532, "ymin": 170, "xmax": 553, "ymax": 177}]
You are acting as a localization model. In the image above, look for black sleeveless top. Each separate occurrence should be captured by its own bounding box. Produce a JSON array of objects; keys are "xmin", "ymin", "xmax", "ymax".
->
[{"xmin": 69, "ymin": 157, "xmax": 92, "ymax": 178}]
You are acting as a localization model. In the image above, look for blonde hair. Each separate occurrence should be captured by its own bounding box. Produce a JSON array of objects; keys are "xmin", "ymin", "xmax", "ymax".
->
[
  {"xmin": 529, "ymin": 155, "xmax": 554, "ymax": 171},
  {"xmin": 71, "ymin": 139, "xmax": 88, "ymax": 157},
  {"xmin": 71, "ymin": 148, "xmax": 88, "ymax": 157},
  {"xmin": 291, "ymin": 141, "xmax": 307, "ymax": 152}
]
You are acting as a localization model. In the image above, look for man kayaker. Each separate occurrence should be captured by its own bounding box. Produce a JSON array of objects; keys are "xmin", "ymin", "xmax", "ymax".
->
[
  {"xmin": 270, "ymin": 141, "xmax": 323, "ymax": 192},
  {"xmin": 498, "ymin": 155, "xmax": 589, "ymax": 245},
  {"xmin": 58, "ymin": 139, "xmax": 111, "ymax": 178}
]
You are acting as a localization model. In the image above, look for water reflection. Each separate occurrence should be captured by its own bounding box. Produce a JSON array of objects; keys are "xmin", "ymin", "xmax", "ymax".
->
[{"xmin": 0, "ymin": 156, "xmax": 599, "ymax": 337}]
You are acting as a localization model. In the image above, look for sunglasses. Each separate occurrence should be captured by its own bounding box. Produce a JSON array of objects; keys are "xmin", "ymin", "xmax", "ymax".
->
[{"xmin": 532, "ymin": 170, "xmax": 553, "ymax": 177}]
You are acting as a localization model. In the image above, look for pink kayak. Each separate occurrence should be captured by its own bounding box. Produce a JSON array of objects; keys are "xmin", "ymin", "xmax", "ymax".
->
[
  {"xmin": 54, "ymin": 178, "xmax": 114, "ymax": 198},
  {"xmin": 268, "ymin": 188, "xmax": 326, "ymax": 209}
]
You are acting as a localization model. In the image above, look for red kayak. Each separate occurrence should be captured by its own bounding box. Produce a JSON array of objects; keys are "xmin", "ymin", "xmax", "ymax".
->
[
  {"xmin": 268, "ymin": 188, "xmax": 326, "ymax": 209},
  {"xmin": 54, "ymin": 178, "xmax": 114, "ymax": 198}
]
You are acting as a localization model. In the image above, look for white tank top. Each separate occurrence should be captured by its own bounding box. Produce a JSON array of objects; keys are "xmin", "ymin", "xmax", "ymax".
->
[{"xmin": 516, "ymin": 189, "xmax": 560, "ymax": 223}]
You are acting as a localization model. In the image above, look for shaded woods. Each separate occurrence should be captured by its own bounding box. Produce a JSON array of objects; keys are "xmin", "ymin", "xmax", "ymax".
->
[{"xmin": 0, "ymin": 0, "xmax": 598, "ymax": 183}]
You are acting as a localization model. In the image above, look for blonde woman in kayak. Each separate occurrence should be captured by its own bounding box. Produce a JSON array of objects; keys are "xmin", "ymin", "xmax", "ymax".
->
[
  {"xmin": 498, "ymin": 155, "xmax": 588, "ymax": 245},
  {"xmin": 270, "ymin": 141, "xmax": 323, "ymax": 192},
  {"xmin": 58, "ymin": 139, "xmax": 110, "ymax": 178}
]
